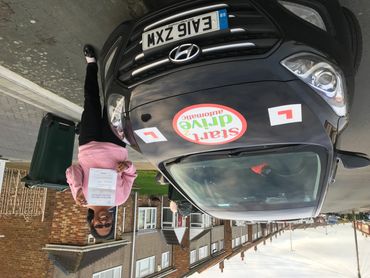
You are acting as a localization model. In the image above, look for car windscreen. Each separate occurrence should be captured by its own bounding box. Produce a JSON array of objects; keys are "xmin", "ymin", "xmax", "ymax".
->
[{"xmin": 166, "ymin": 145, "xmax": 327, "ymax": 212}]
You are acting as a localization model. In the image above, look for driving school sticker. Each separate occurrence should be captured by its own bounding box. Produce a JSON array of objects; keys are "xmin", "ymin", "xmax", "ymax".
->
[{"xmin": 173, "ymin": 104, "xmax": 247, "ymax": 145}]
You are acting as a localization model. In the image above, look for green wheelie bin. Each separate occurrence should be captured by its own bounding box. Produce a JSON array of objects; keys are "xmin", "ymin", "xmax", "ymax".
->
[{"xmin": 22, "ymin": 113, "xmax": 76, "ymax": 191}]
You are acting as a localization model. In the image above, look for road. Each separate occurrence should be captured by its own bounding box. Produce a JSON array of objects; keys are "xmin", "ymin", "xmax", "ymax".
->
[
  {"xmin": 0, "ymin": 0, "xmax": 149, "ymax": 162},
  {"xmin": 0, "ymin": 0, "xmax": 369, "ymax": 212}
]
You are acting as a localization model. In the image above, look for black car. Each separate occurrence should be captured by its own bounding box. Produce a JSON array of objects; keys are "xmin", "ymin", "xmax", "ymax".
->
[{"xmin": 101, "ymin": 0, "xmax": 369, "ymax": 221}]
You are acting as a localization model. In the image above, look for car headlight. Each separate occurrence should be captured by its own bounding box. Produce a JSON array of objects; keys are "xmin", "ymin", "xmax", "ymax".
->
[
  {"xmin": 281, "ymin": 53, "xmax": 347, "ymax": 116},
  {"xmin": 279, "ymin": 1, "xmax": 326, "ymax": 31},
  {"xmin": 107, "ymin": 94, "xmax": 125, "ymax": 140}
]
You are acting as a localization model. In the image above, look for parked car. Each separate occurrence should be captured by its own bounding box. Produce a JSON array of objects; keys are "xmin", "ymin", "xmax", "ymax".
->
[{"xmin": 101, "ymin": 0, "xmax": 369, "ymax": 221}]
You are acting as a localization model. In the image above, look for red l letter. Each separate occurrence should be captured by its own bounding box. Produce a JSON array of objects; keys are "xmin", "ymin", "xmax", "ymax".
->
[
  {"xmin": 277, "ymin": 109, "xmax": 293, "ymax": 119},
  {"xmin": 143, "ymin": 131, "xmax": 158, "ymax": 139}
]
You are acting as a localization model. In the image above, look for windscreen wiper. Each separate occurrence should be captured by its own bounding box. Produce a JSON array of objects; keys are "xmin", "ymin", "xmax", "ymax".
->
[
  {"xmin": 166, "ymin": 144, "xmax": 301, "ymax": 165},
  {"xmin": 165, "ymin": 150, "xmax": 231, "ymax": 165},
  {"xmin": 228, "ymin": 144, "xmax": 299, "ymax": 156}
]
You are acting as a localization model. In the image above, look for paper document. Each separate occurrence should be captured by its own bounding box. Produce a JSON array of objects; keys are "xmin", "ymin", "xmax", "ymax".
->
[{"xmin": 87, "ymin": 168, "xmax": 117, "ymax": 206}]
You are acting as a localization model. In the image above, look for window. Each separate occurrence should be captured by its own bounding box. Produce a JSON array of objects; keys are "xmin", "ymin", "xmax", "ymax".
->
[
  {"xmin": 136, "ymin": 256, "xmax": 155, "ymax": 278},
  {"xmin": 138, "ymin": 208, "xmax": 157, "ymax": 230},
  {"xmin": 211, "ymin": 242, "xmax": 218, "ymax": 254},
  {"xmin": 219, "ymin": 240, "xmax": 224, "ymax": 250},
  {"xmin": 198, "ymin": 246, "xmax": 208, "ymax": 260},
  {"xmin": 235, "ymin": 237, "xmax": 241, "ymax": 246},
  {"xmin": 258, "ymin": 226, "xmax": 262, "ymax": 238},
  {"xmin": 232, "ymin": 239, "xmax": 235, "ymax": 248},
  {"xmin": 190, "ymin": 250, "xmax": 197, "ymax": 264},
  {"xmin": 88, "ymin": 234, "xmax": 96, "ymax": 244},
  {"xmin": 255, "ymin": 226, "xmax": 259, "ymax": 239},
  {"xmin": 167, "ymin": 146, "xmax": 325, "ymax": 217},
  {"xmin": 241, "ymin": 235, "xmax": 246, "ymax": 244},
  {"xmin": 212, "ymin": 218, "xmax": 217, "ymax": 226},
  {"xmin": 190, "ymin": 213, "xmax": 212, "ymax": 228},
  {"xmin": 190, "ymin": 213, "xmax": 203, "ymax": 228},
  {"xmin": 162, "ymin": 207, "xmax": 174, "ymax": 228},
  {"xmin": 204, "ymin": 214, "xmax": 212, "ymax": 228},
  {"xmin": 161, "ymin": 251, "xmax": 170, "ymax": 269},
  {"xmin": 93, "ymin": 266, "xmax": 122, "ymax": 278}
]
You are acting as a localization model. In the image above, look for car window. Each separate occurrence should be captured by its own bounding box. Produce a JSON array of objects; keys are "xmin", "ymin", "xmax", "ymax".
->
[{"xmin": 167, "ymin": 146, "xmax": 326, "ymax": 213}]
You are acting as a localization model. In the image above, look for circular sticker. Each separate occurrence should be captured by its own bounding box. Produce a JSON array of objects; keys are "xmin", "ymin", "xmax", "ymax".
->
[{"xmin": 173, "ymin": 104, "xmax": 247, "ymax": 145}]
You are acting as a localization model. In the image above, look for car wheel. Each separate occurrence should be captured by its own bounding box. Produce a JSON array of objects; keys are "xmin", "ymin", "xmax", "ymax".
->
[{"xmin": 342, "ymin": 7, "xmax": 363, "ymax": 73}]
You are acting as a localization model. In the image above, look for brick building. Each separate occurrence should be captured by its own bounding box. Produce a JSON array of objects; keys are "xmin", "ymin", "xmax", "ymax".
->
[
  {"xmin": 0, "ymin": 166, "xmax": 55, "ymax": 278},
  {"xmin": 0, "ymin": 166, "xmax": 286, "ymax": 278},
  {"xmin": 166, "ymin": 220, "xmax": 284, "ymax": 277}
]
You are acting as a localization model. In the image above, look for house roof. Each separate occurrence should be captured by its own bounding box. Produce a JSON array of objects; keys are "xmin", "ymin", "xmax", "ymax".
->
[
  {"xmin": 44, "ymin": 240, "xmax": 130, "ymax": 274},
  {"xmin": 187, "ymin": 250, "xmax": 230, "ymax": 276},
  {"xmin": 226, "ymin": 230, "xmax": 281, "ymax": 260},
  {"xmin": 162, "ymin": 227, "xmax": 187, "ymax": 245},
  {"xmin": 151, "ymin": 267, "xmax": 178, "ymax": 278},
  {"xmin": 190, "ymin": 228, "xmax": 211, "ymax": 241}
]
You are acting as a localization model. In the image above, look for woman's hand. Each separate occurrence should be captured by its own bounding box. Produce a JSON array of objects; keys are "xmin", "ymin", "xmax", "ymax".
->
[
  {"xmin": 76, "ymin": 188, "xmax": 87, "ymax": 206},
  {"xmin": 116, "ymin": 161, "xmax": 132, "ymax": 173}
]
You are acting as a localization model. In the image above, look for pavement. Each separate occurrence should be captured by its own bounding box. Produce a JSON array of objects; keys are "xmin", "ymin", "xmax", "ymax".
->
[
  {"xmin": 0, "ymin": 0, "xmax": 148, "ymax": 104},
  {"xmin": 0, "ymin": 92, "xmax": 44, "ymax": 160},
  {"xmin": 0, "ymin": 0, "xmax": 369, "ymax": 209},
  {"xmin": 0, "ymin": 0, "xmax": 150, "ymax": 164}
]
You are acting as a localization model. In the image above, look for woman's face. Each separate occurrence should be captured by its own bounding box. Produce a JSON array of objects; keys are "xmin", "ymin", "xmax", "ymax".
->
[{"xmin": 92, "ymin": 209, "xmax": 113, "ymax": 237}]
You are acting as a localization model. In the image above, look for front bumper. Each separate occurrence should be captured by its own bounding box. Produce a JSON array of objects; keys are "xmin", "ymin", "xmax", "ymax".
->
[{"xmin": 112, "ymin": 0, "xmax": 353, "ymax": 88}]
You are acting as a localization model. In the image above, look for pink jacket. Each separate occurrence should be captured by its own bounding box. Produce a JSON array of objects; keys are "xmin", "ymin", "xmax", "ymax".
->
[{"xmin": 66, "ymin": 141, "xmax": 137, "ymax": 206}]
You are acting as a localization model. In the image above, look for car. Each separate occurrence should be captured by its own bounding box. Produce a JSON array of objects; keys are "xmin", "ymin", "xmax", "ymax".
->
[{"xmin": 101, "ymin": 0, "xmax": 369, "ymax": 221}]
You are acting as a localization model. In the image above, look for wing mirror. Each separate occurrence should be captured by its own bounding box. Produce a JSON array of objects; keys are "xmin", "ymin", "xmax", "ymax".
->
[
  {"xmin": 155, "ymin": 172, "xmax": 170, "ymax": 185},
  {"xmin": 336, "ymin": 150, "xmax": 370, "ymax": 169}
]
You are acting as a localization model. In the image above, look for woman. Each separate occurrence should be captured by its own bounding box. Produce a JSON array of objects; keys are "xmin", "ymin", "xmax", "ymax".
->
[{"xmin": 66, "ymin": 45, "xmax": 137, "ymax": 239}]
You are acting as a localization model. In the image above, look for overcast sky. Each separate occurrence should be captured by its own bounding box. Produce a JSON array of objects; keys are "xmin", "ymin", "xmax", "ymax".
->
[{"xmin": 191, "ymin": 223, "xmax": 370, "ymax": 278}]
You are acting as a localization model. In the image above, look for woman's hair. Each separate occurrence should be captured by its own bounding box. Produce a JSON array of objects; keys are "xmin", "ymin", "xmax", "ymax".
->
[{"xmin": 86, "ymin": 208, "xmax": 115, "ymax": 240}]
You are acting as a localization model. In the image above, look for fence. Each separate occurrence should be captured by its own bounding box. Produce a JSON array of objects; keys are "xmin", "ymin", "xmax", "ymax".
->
[
  {"xmin": 0, "ymin": 168, "xmax": 47, "ymax": 221},
  {"xmin": 355, "ymin": 221, "xmax": 370, "ymax": 236}
]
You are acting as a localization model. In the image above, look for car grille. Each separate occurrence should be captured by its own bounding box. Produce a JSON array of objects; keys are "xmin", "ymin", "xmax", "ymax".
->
[{"xmin": 118, "ymin": 1, "xmax": 281, "ymax": 86}]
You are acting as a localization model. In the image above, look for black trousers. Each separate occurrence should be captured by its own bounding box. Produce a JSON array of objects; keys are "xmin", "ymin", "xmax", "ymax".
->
[{"xmin": 79, "ymin": 63, "xmax": 126, "ymax": 148}]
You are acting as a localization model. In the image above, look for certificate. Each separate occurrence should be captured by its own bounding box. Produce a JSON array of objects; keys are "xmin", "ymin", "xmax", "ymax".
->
[{"xmin": 87, "ymin": 168, "xmax": 117, "ymax": 206}]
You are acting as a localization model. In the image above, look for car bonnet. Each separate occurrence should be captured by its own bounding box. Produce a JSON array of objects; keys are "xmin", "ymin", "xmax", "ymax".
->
[{"xmin": 129, "ymin": 80, "xmax": 336, "ymax": 165}]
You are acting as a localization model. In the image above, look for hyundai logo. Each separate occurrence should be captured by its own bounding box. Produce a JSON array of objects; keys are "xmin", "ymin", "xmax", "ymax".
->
[{"xmin": 169, "ymin": 43, "xmax": 201, "ymax": 64}]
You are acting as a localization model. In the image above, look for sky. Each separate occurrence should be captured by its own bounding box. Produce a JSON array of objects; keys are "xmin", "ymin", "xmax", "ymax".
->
[{"xmin": 191, "ymin": 223, "xmax": 370, "ymax": 278}]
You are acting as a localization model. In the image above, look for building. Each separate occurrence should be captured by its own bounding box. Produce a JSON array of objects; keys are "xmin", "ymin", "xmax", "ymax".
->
[{"xmin": 0, "ymin": 165, "xmax": 286, "ymax": 278}]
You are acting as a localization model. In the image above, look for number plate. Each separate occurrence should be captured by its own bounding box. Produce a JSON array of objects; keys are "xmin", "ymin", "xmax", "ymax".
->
[{"xmin": 142, "ymin": 9, "xmax": 228, "ymax": 51}]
